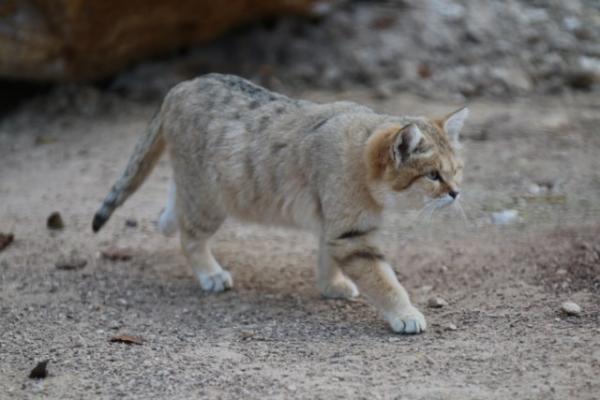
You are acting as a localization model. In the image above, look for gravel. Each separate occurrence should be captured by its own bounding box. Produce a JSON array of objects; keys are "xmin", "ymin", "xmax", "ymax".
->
[{"xmin": 109, "ymin": 0, "xmax": 600, "ymax": 100}]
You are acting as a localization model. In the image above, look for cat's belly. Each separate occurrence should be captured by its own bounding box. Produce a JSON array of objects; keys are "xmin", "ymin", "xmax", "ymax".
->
[{"xmin": 227, "ymin": 188, "xmax": 321, "ymax": 232}]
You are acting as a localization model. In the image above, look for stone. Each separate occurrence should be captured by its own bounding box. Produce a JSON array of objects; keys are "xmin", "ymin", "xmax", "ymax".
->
[
  {"xmin": 491, "ymin": 209, "xmax": 519, "ymax": 225},
  {"xmin": 0, "ymin": 233, "xmax": 14, "ymax": 252},
  {"xmin": 560, "ymin": 301, "xmax": 581, "ymax": 316},
  {"xmin": 428, "ymin": 297, "xmax": 448, "ymax": 308},
  {"xmin": 444, "ymin": 323, "xmax": 457, "ymax": 331}
]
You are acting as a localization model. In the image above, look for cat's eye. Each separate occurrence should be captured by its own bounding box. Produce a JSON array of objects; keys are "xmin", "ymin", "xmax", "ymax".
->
[{"xmin": 426, "ymin": 171, "xmax": 441, "ymax": 181}]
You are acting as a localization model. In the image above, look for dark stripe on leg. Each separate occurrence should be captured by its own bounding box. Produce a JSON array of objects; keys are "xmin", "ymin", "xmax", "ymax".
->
[
  {"xmin": 336, "ymin": 227, "xmax": 377, "ymax": 240},
  {"xmin": 334, "ymin": 248, "xmax": 385, "ymax": 265}
]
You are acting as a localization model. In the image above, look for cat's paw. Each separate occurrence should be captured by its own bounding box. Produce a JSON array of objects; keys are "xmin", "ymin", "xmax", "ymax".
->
[
  {"xmin": 320, "ymin": 278, "xmax": 359, "ymax": 300},
  {"xmin": 197, "ymin": 270, "xmax": 233, "ymax": 293},
  {"xmin": 386, "ymin": 305, "xmax": 427, "ymax": 334}
]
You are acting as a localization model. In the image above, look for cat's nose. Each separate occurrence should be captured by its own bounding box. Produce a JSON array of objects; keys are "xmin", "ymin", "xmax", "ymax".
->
[{"xmin": 449, "ymin": 190, "xmax": 459, "ymax": 199}]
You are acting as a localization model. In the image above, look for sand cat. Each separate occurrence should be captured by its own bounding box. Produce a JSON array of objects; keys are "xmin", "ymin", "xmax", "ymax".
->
[{"xmin": 92, "ymin": 74, "xmax": 468, "ymax": 334}]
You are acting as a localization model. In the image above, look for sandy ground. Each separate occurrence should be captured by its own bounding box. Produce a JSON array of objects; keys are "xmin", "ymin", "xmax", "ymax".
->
[{"xmin": 1, "ymin": 89, "xmax": 599, "ymax": 399}]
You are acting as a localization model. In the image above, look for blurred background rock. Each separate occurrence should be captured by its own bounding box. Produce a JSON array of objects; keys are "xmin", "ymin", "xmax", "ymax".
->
[{"xmin": 1, "ymin": 0, "xmax": 599, "ymax": 112}]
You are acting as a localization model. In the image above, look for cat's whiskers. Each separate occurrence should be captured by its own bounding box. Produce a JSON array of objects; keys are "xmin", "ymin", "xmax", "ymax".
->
[
  {"xmin": 452, "ymin": 198, "xmax": 471, "ymax": 229},
  {"xmin": 417, "ymin": 197, "xmax": 446, "ymax": 222}
]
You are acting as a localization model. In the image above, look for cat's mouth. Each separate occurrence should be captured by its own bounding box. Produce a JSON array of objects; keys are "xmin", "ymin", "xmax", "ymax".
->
[
  {"xmin": 429, "ymin": 194, "xmax": 455, "ymax": 209},
  {"xmin": 417, "ymin": 193, "xmax": 463, "ymax": 221}
]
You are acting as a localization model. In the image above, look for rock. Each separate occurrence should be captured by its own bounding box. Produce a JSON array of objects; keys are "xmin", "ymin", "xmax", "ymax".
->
[
  {"xmin": 428, "ymin": 297, "xmax": 448, "ymax": 308},
  {"xmin": 563, "ymin": 16, "xmax": 582, "ymax": 32},
  {"xmin": 523, "ymin": 8, "xmax": 549, "ymax": 24},
  {"xmin": 108, "ymin": 320, "xmax": 121, "ymax": 330},
  {"xmin": 561, "ymin": 301, "xmax": 581, "ymax": 316},
  {"xmin": 0, "ymin": 0, "xmax": 318, "ymax": 81},
  {"xmin": 124, "ymin": 218, "xmax": 138, "ymax": 228},
  {"xmin": 47, "ymin": 212, "xmax": 64, "ymax": 230},
  {"xmin": 491, "ymin": 67, "xmax": 532, "ymax": 92},
  {"xmin": 0, "ymin": 232, "xmax": 14, "ymax": 252},
  {"xmin": 564, "ymin": 57, "xmax": 600, "ymax": 91},
  {"xmin": 34, "ymin": 135, "xmax": 57, "ymax": 145},
  {"xmin": 373, "ymin": 84, "xmax": 394, "ymax": 100},
  {"xmin": 444, "ymin": 323, "xmax": 457, "ymax": 331},
  {"xmin": 239, "ymin": 330, "xmax": 256, "ymax": 340},
  {"xmin": 491, "ymin": 209, "xmax": 519, "ymax": 225},
  {"xmin": 55, "ymin": 256, "xmax": 87, "ymax": 271},
  {"xmin": 419, "ymin": 285, "xmax": 434, "ymax": 294},
  {"xmin": 28, "ymin": 360, "xmax": 49, "ymax": 379},
  {"xmin": 527, "ymin": 183, "xmax": 542, "ymax": 195}
]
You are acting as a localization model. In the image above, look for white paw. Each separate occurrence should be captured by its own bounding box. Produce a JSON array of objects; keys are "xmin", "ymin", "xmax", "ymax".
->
[
  {"xmin": 386, "ymin": 305, "xmax": 427, "ymax": 334},
  {"xmin": 197, "ymin": 270, "xmax": 233, "ymax": 293},
  {"xmin": 320, "ymin": 278, "xmax": 359, "ymax": 300}
]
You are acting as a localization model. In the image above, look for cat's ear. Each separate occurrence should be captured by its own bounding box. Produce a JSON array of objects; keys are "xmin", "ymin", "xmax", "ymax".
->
[
  {"xmin": 391, "ymin": 123, "xmax": 423, "ymax": 167},
  {"xmin": 441, "ymin": 107, "xmax": 469, "ymax": 146}
]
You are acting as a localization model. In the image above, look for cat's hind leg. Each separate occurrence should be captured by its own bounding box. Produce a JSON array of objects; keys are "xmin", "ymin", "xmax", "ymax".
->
[
  {"xmin": 176, "ymin": 185, "xmax": 232, "ymax": 293},
  {"xmin": 158, "ymin": 181, "xmax": 178, "ymax": 236}
]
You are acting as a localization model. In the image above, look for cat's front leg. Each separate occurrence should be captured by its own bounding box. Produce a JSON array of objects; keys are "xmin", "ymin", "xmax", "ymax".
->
[
  {"xmin": 317, "ymin": 237, "xmax": 359, "ymax": 299},
  {"xmin": 328, "ymin": 241, "xmax": 426, "ymax": 334}
]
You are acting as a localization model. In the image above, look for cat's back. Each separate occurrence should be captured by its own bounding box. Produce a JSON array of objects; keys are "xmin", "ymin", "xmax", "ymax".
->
[{"xmin": 163, "ymin": 73, "xmax": 294, "ymax": 117}]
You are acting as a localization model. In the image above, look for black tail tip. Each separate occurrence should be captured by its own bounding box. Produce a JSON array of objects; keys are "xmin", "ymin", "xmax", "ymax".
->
[{"xmin": 92, "ymin": 212, "xmax": 108, "ymax": 233}]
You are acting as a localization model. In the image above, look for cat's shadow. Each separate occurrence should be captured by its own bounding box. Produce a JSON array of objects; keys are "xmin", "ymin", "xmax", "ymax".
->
[{"xmin": 101, "ymin": 248, "xmax": 402, "ymax": 340}]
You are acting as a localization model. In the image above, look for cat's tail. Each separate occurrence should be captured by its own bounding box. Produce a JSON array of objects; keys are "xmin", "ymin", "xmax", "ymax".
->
[{"xmin": 92, "ymin": 112, "xmax": 165, "ymax": 232}]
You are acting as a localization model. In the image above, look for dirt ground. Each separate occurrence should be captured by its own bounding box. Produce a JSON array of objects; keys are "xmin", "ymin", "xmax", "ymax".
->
[{"xmin": 0, "ymin": 85, "xmax": 599, "ymax": 400}]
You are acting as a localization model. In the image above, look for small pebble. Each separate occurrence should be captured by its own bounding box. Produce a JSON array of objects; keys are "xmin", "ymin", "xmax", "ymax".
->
[
  {"xmin": 527, "ymin": 183, "xmax": 541, "ymax": 195},
  {"xmin": 239, "ymin": 330, "xmax": 256, "ymax": 340},
  {"xmin": 125, "ymin": 218, "xmax": 138, "ymax": 228},
  {"xmin": 444, "ymin": 323, "xmax": 457, "ymax": 331},
  {"xmin": 108, "ymin": 320, "xmax": 121, "ymax": 330},
  {"xmin": 428, "ymin": 296, "xmax": 448, "ymax": 308},
  {"xmin": 0, "ymin": 232, "xmax": 14, "ymax": 251},
  {"xmin": 556, "ymin": 268, "xmax": 568, "ymax": 275},
  {"xmin": 561, "ymin": 301, "xmax": 581, "ymax": 316},
  {"xmin": 491, "ymin": 209, "xmax": 519, "ymax": 225},
  {"xmin": 47, "ymin": 212, "xmax": 64, "ymax": 230}
]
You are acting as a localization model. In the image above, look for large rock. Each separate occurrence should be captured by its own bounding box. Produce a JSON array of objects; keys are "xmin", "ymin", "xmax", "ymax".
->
[{"xmin": 0, "ymin": 0, "xmax": 316, "ymax": 81}]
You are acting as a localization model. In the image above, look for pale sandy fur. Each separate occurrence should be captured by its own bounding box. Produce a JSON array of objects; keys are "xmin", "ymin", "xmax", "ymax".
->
[{"xmin": 93, "ymin": 73, "xmax": 468, "ymax": 334}]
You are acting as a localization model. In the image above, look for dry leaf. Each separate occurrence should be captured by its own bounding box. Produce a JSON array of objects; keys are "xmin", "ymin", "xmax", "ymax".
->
[
  {"xmin": 56, "ymin": 257, "xmax": 87, "ymax": 270},
  {"xmin": 34, "ymin": 135, "xmax": 57, "ymax": 145},
  {"xmin": 29, "ymin": 359, "xmax": 49, "ymax": 379},
  {"xmin": 47, "ymin": 212, "xmax": 64, "ymax": 230},
  {"xmin": 101, "ymin": 247, "xmax": 133, "ymax": 261},
  {"xmin": 370, "ymin": 15, "xmax": 397, "ymax": 30},
  {"xmin": 0, "ymin": 233, "xmax": 14, "ymax": 251},
  {"xmin": 124, "ymin": 218, "xmax": 138, "ymax": 228},
  {"xmin": 109, "ymin": 334, "xmax": 143, "ymax": 345}
]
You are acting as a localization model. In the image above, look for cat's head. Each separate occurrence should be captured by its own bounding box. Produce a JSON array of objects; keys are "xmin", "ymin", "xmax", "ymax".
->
[{"xmin": 365, "ymin": 108, "xmax": 468, "ymax": 209}]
